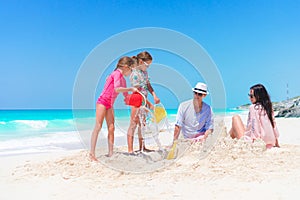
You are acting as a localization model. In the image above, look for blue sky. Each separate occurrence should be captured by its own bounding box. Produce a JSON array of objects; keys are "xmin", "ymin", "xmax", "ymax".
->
[{"xmin": 1, "ymin": 0, "xmax": 299, "ymax": 109}]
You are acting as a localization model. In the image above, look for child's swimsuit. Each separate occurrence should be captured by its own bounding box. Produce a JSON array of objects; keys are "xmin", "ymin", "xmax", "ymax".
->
[{"xmin": 97, "ymin": 69, "xmax": 127, "ymax": 109}]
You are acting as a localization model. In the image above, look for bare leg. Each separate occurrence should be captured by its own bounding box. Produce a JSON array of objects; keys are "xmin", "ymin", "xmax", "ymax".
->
[
  {"xmin": 230, "ymin": 115, "xmax": 245, "ymax": 139},
  {"xmin": 137, "ymin": 110, "xmax": 154, "ymax": 152},
  {"xmin": 90, "ymin": 104, "xmax": 106, "ymax": 161},
  {"xmin": 138, "ymin": 125, "xmax": 144, "ymax": 150},
  {"xmin": 105, "ymin": 108, "xmax": 115, "ymax": 157},
  {"xmin": 127, "ymin": 107, "xmax": 139, "ymax": 153},
  {"xmin": 138, "ymin": 126, "xmax": 154, "ymax": 152}
]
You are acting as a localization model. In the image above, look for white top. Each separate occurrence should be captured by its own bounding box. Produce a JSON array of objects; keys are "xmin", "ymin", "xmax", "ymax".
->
[{"xmin": 175, "ymin": 99, "xmax": 214, "ymax": 139}]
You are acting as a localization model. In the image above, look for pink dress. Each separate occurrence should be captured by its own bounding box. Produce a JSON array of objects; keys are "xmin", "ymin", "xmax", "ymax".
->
[
  {"xmin": 244, "ymin": 104, "xmax": 279, "ymax": 147},
  {"xmin": 97, "ymin": 69, "xmax": 127, "ymax": 109}
]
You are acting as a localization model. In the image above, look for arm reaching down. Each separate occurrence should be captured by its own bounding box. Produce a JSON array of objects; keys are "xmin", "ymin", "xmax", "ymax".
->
[{"xmin": 115, "ymin": 87, "xmax": 137, "ymax": 93}]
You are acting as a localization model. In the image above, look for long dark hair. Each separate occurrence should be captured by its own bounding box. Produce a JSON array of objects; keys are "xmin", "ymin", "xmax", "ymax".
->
[{"xmin": 251, "ymin": 84, "xmax": 274, "ymax": 127}]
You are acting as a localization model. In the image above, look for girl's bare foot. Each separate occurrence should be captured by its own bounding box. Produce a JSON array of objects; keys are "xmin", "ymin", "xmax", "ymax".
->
[
  {"xmin": 107, "ymin": 152, "xmax": 113, "ymax": 157},
  {"xmin": 141, "ymin": 147, "xmax": 154, "ymax": 153},
  {"xmin": 89, "ymin": 153, "xmax": 98, "ymax": 161}
]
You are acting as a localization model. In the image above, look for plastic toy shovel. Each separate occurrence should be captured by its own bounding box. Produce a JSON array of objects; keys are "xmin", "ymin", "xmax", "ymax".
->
[{"xmin": 167, "ymin": 140, "xmax": 178, "ymax": 160}]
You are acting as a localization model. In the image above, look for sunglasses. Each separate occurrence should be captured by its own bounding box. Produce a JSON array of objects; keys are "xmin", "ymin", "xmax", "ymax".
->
[
  {"xmin": 194, "ymin": 92, "xmax": 203, "ymax": 96},
  {"xmin": 248, "ymin": 94, "xmax": 255, "ymax": 98},
  {"xmin": 143, "ymin": 61, "xmax": 150, "ymax": 67}
]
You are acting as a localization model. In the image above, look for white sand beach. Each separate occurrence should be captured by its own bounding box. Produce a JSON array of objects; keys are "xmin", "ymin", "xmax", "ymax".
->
[{"xmin": 1, "ymin": 115, "xmax": 300, "ymax": 200}]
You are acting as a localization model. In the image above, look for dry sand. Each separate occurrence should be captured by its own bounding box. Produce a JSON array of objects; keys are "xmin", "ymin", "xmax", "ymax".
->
[{"xmin": 1, "ymin": 116, "xmax": 300, "ymax": 200}]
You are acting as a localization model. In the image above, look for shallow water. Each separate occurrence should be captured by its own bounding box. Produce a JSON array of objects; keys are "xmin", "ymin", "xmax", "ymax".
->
[{"xmin": 0, "ymin": 108, "xmax": 245, "ymax": 156}]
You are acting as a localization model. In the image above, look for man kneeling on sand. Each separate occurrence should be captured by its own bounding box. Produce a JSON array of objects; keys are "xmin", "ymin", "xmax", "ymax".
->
[{"xmin": 172, "ymin": 82, "xmax": 214, "ymax": 143}]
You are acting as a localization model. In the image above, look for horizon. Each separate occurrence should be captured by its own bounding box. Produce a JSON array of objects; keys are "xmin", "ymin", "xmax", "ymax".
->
[{"xmin": 1, "ymin": 94, "xmax": 299, "ymax": 111}]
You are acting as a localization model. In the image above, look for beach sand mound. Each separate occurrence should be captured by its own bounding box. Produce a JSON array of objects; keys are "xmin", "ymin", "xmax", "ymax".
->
[
  {"xmin": 13, "ymin": 125, "xmax": 300, "ymax": 182},
  {"xmin": 5, "ymin": 117, "xmax": 300, "ymax": 199},
  {"xmin": 9, "ymin": 125, "xmax": 300, "ymax": 199}
]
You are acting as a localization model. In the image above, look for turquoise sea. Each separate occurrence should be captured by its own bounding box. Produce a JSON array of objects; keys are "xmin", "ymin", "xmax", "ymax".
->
[{"xmin": 0, "ymin": 108, "xmax": 246, "ymax": 156}]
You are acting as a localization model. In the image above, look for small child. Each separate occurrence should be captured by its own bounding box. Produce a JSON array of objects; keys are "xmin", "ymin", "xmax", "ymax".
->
[
  {"xmin": 89, "ymin": 56, "xmax": 136, "ymax": 161},
  {"xmin": 127, "ymin": 51, "xmax": 160, "ymax": 153}
]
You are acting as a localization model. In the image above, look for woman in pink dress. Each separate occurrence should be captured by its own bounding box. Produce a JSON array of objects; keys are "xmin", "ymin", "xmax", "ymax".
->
[
  {"xmin": 229, "ymin": 84, "xmax": 280, "ymax": 149},
  {"xmin": 89, "ymin": 56, "xmax": 137, "ymax": 161}
]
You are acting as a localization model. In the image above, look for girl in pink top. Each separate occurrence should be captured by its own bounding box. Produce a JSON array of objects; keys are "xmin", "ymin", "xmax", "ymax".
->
[
  {"xmin": 89, "ymin": 56, "xmax": 137, "ymax": 161},
  {"xmin": 229, "ymin": 84, "xmax": 280, "ymax": 149}
]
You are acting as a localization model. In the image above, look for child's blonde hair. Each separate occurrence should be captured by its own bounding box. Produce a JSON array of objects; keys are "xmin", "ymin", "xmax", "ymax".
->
[{"xmin": 115, "ymin": 56, "xmax": 134, "ymax": 70}]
